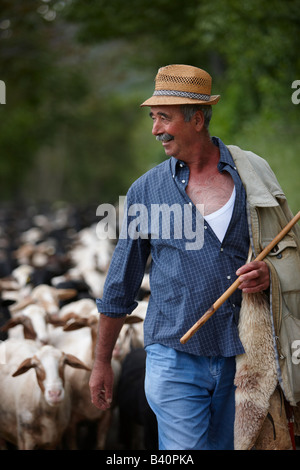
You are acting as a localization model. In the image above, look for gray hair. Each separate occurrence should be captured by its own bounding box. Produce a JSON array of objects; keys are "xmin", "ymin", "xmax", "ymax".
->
[{"xmin": 180, "ymin": 104, "xmax": 212, "ymax": 129}]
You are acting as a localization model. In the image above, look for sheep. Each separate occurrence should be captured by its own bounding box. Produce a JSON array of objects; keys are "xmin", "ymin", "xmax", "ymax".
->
[
  {"xmin": 9, "ymin": 284, "xmax": 77, "ymax": 315},
  {"xmin": 13, "ymin": 239, "xmax": 56, "ymax": 268},
  {"xmin": 48, "ymin": 299, "xmax": 99, "ymax": 352},
  {"xmin": 66, "ymin": 223, "xmax": 115, "ymax": 298},
  {"xmin": 51, "ymin": 278, "xmax": 94, "ymax": 304},
  {"xmin": 0, "ymin": 204, "xmax": 152, "ymax": 449},
  {"xmin": 51, "ymin": 268, "xmax": 100, "ymax": 298},
  {"xmin": 107, "ymin": 303, "xmax": 156, "ymax": 450},
  {"xmin": 0, "ymin": 304, "xmax": 50, "ymax": 345},
  {"xmin": 0, "ymin": 266, "xmax": 34, "ymax": 310},
  {"xmin": 59, "ymin": 298, "xmax": 97, "ymax": 319},
  {"xmin": 117, "ymin": 348, "xmax": 158, "ymax": 450},
  {"xmin": 112, "ymin": 301, "xmax": 148, "ymax": 364},
  {"xmin": 0, "ymin": 297, "xmax": 13, "ymax": 341},
  {"xmin": 11, "ymin": 264, "xmax": 33, "ymax": 288},
  {"xmin": 1, "ymin": 287, "xmax": 82, "ymax": 346},
  {"xmin": 74, "ymin": 223, "xmax": 115, "ymax": 273},
  {"xmin": 48, "ymin": 301, "xmax": 120, "ymax": 450},
  {"xmin": 48, "ymin": 301, "xmax": 100, "ymax": 367},
  {"xmin": 0, "ymin": 338, "xmax": 90, "ymax": 450},
  {"xmin": 51, "ymin": 263, "xmax": 107, "ymax": 300},
  {"xmin": 0, "ymin": 285, "xmax": 15, "ymax": 341}
]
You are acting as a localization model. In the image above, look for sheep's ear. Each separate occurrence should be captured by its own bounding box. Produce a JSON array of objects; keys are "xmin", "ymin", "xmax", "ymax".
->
[
  {"xmin": 63, "ymin": 353, "xmax": 91, "ymax": 371},
  {"xmin": 46, "ymin": 313, "xmax": 66, "ymax": 326},
  {"xmin": 22, "ymin": 318, "xmax": 37, "ymax": 340},
  {"xmin": 12, "ymin": 357, "xmax": 36, "ymax": 377},
  {"xmin": 47, "ymin": 312, "xmax": 80, "ymax": 327},
  {"xmin": 124, "ymin": 315, "xmax": 144, "ymax": 324},
  {"xmin": 63, "ymin": 318, "xmax": 88, "ymax": 331},
  {"xmin": 0, "ymin": 315, "xmax": 24, "ymax": 332},
  {"xmin": 9, "ymin": 297, "xmax": 34, "ymax": 314},
  {"xmin": 56, "ymin": 288, "xmax": 77, "ymax": 300}
]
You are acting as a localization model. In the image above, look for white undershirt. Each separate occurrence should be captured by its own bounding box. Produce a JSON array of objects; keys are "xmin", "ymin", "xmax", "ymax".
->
[{"xmin": 204, "ymin": 186, "xmax": 236, "ymax": 242}]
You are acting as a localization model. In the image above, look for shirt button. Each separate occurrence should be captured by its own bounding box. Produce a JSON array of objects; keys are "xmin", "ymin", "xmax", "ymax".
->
[
  {"xmin": 182, "ymin": 180, "xmax": 185, "ymax": 183},
  {"xmin": 227, "ymin": 275, "xmax": 231, "ymax": 280},
  {"xmin": 172, "ymin": 174, "xmax": 175, "ymax": 178},
  {"xmin": 180, "ymin": 163, "xmax": 184, "ymax": 167},
  {"xmin": 220, "ymin": 247, "xmax": 224, "ymax": 252},
  {"xmin": 189, "ymin": 202, "xmax": 192, "ymax": 206},
  {"xmin": 204, "ymin": 225, "xmax": 208, "ymax": 229}
]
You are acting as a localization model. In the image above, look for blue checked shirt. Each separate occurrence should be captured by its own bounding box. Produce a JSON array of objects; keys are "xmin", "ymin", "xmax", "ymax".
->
[{"xmin": 97, "ymin": 137, "xmax": 249, "ymax": 357}]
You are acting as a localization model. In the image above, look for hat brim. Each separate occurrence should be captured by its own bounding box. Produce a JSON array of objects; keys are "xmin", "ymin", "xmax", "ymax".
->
[{"xmin": 140, "ymin": 94, "xmax": 220, "ymax": 107}]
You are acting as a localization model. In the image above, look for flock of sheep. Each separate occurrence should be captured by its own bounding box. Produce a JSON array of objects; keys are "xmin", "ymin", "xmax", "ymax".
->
[{"xmin": 0, "ymin": 204, "xmax": 154, "ymax": 450}]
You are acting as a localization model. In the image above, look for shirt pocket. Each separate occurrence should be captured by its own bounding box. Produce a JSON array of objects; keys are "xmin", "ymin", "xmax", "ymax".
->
[{"xmin": 264, "ymin": 238, "xmax": 300, "ymax": 291}]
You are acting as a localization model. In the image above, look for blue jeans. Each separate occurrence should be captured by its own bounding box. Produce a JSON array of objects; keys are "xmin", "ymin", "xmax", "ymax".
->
[{"xmin": 145, "ymin": 344, "xmax": 236, "ymax": 450}]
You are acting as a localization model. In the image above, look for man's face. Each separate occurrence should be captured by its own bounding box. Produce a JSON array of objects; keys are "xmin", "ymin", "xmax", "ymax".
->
[{"xmin": 149, "ymin": 105, "xmax": 197, "ymax": 160}]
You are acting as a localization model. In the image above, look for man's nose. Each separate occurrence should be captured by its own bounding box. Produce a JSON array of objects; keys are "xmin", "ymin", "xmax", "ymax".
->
[{"xmin": 152, "ymin": 119, "xmax": 162, "ymax": 136}]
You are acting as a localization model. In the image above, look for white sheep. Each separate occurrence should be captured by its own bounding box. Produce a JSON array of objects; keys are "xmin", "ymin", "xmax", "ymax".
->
[
  {"xmin": 9, "ymin": 284, "xmax": 77, "ymax": 315},
  {"xmin": 48, "ymin": 304, "xmax": 119, "ymax": 450},
  {"xmin": 59, "ymin": 298, "xmax": 97, "ymax": 319},
  {"xmin": 0, "ymin": 265, "xmax": 33, "ymax": 303},
  {"xmin": 112, "ymin": 301, "xmax": 148, "ymax": 363},
  {"xmin": 0, "ymin": 338, "xmax": 90, "ymax": 450},
  {"xmin": 67, "ymin": 223, "xmax": 114, "ymax": 297},
  {"xmin": 1, "ymin": 304, "xmax": 50, "ymax": 344}
]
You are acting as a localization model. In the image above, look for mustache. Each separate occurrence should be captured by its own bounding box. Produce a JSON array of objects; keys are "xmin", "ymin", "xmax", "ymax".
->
[{"xmin": 156, "ymin": 133, "xmax": 174, "ymax": 142}]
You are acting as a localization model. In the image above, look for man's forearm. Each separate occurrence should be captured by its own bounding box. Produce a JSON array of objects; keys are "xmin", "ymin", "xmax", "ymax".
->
[
  {"xmin": 93, "ymin": 313, "xmax": 126, "ymax": 364},
  {"xmin": 90, "ymin": 313, "xmax": 127, "ymax": 409}
]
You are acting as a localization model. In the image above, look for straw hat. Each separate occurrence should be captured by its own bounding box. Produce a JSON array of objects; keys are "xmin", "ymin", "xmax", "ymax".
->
[{"xmin": 141, "ymin": 64, "xmax": 220, "ymax": 107}]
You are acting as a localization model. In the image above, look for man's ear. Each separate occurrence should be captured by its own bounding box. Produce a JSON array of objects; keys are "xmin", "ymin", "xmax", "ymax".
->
[{"xmin": 193, "ymin": 110, "xmax": 205, "ymax": 131}]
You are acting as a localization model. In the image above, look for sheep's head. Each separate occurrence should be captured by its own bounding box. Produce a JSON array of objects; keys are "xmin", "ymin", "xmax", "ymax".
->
[
  {"xmin": 12, "ymin": 345, "xmax": 90, "ymax": 406},
  {"xmin": 0, "ymin": 305, "xmax": 51, "ymax": 344}
]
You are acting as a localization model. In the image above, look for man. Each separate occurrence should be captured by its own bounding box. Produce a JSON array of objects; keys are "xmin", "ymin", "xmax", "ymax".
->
[{"xmin": 89, "ymin": 65, "xmax": 300, "ymax": 450}]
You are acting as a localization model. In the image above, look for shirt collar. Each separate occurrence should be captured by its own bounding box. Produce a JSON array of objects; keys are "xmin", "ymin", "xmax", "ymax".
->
[
  {"xmin": 212, "ymin": 136, "xmax": 236, "ymax": 170},
  {"xmin": 170, "ymin": 137, "xmax": 236, "ymax": 176},
  {"xmin": 170, "ymin": 155, "xmax": 180, "ymax": 176}
]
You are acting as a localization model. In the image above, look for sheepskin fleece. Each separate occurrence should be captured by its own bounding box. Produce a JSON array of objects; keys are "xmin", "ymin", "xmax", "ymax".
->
[
  {"xmin": 254, "ymin": 387, "xmax": 293, "ymax": 450},
  {"xmin": 234, "ymin": 291, "xmax": 279, "ymax": 450}
]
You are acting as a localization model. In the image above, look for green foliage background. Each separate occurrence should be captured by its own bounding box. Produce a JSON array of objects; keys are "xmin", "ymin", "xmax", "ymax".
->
[{"xmin": 0, "ymin": 0, "xmax": 299, "ymax": 213}]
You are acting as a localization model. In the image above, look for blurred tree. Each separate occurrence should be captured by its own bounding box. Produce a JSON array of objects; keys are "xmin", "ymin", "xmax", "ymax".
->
[
  {"xmin": 0, "ymin": 0, "xmax": 89, "ymax": 201},
  {"xmin": 63, "ymin": 0, "xmax": 206, "ymax": 66},
  {"xmin": 65, "ymin": 0, "xmax": 300, "ymax": 127},
  {"xmin": 193, "ymin": 0, "xmax": 300, "ymax": 120},
  {"xmin": 62, "ymin": 0, "xmax": 300, "ymax": 212},
  {"xmin": 0, "ymin": 0, "xmax": 299, "ymax": 208},
  {"xmin": 0, "ymin": 1, "xmax": 160, "ymax": 204}
]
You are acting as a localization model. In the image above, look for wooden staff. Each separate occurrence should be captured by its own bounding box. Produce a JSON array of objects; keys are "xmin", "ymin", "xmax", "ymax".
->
[{"xmin": 180, "ymin": 211, "xmax": 300, "ymax": 345}]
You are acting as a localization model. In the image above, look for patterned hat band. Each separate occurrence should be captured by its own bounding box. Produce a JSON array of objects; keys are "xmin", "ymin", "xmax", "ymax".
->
[{"xmin": 153, "ymin": 89, "xmax": 211, "ymax": 101}]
